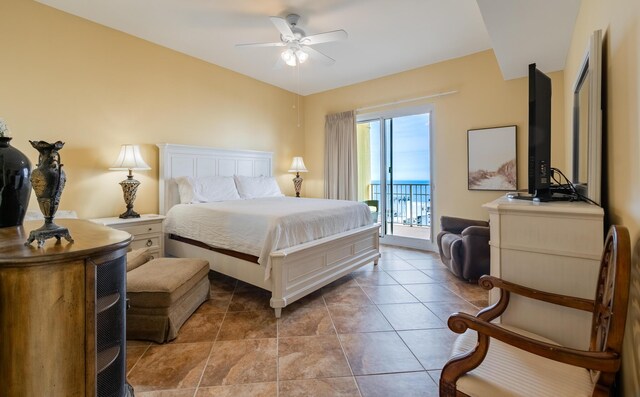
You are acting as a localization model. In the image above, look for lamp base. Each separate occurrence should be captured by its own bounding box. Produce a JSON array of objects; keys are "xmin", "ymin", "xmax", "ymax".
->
[
  {"xmin": 119, "ymin": 208, "xmax": 141, "ymax": 219},
  {"xmin": 292, "ymin": 173, "xmax": 303, "ymax": 198},
  {"xmin": 119, "ymin": 175, "xmax": 141, "ymax": 219}
]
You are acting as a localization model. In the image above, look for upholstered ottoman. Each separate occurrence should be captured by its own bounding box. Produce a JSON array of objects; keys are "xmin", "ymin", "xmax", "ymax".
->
[{"xmin": 126, "ymin": 255, "xmax": 209, "ymax": 343}]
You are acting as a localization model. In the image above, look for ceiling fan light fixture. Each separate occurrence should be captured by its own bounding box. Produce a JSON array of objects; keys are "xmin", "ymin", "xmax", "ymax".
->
[
  {"xmin": 295, "ymin": 49, "xmax": 309, "ymax": 64},
  {"xmin": 238, "ymin": 14, "xmax": 347, "ymax": 68},
  {"xmin": 285, "ymin": 56, "xmax": 297, "ymax": 67},
  {"xmin": 281, "ymin": 48, "xmax": 297, "ymax": 66}
]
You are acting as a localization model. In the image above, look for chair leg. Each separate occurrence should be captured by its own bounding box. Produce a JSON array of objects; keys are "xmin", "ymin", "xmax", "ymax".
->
[{"xmin": 439, "ymin": 377, "xmax": 457, "ymax": 397}]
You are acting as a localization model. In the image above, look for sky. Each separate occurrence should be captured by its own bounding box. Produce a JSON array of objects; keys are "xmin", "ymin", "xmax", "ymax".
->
[{"xmin": 368, "ymin": 113, "xmax": 430, "ymax": 182}]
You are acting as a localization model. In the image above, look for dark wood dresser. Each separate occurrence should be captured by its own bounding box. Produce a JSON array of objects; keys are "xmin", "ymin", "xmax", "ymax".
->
[{"xmin": 0, "ymin": 219, "xmax": 133, "ymax": 397}]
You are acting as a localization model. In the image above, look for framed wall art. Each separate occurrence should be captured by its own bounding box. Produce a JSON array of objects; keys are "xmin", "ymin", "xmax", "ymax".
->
[{"xmin": 467, "ymin": 125, "xmax": 517, "ymax": 191}]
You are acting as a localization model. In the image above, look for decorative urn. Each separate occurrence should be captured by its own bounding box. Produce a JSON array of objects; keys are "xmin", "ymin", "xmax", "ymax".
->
[
  {"xmin": 0, "ymin": 120, "xmax": 32, "ymax": 227},
  {"xmin": 25, "ymin": 140, "xmax": 73, "ymax": 246}
]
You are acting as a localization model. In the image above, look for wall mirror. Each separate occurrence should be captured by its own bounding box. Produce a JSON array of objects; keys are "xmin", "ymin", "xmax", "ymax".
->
[{"xmin": 572, "ymin": 29, "xmax": 602, "ymax": 205}]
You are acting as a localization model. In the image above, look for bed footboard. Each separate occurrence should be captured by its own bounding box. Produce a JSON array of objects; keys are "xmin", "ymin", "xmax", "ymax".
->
[
  {"xmin": 166, "ymin": 224, "xmax": 381, "ymax": 318},
  {"xmin": 269, "ymin": 223, "xmax": 381, "ymax": 317}
]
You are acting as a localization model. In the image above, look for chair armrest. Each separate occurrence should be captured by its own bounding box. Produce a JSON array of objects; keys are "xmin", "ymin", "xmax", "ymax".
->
[
  {"xmin": 436, "ymin": 230, "xmax": 454, "ymax": 260},
  {"xmin": 447, "ymin": 312, "xmax": 621, "ymax": 372},
  {"xmin": 441, "ymin": 216, "xmax": 489, "ymax": 234},
  {"xmin": 461, "ymin": 225, "xmax": 490, "ymax": 238},
  {"xmin": 479, "ymin": 275, "xmax": 595, "ymax": 312}
]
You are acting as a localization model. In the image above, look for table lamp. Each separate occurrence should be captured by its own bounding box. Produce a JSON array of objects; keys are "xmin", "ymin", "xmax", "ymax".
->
[
  {"xmin": 288, "ymin": 156, "xmax": 308, "ymax": 198},
  {"xmin": 109, "ymin": 144, "xmax": 150, "ymax": 218}
]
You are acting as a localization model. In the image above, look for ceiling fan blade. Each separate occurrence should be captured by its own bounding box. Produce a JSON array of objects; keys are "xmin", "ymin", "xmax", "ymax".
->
[
  {"xmin": 304, "ymin": 46, "xmax": 336, "ymax": 66},
  {"xmin": 301, "ymin": 30, "xmax": 348, "ymax": 45},
  {"xmin": 270, "ymin": 16, "xmax": 294, "ymax": 40},
  {"xmin": 235, "ymin": 41, "xmax": 285, "ymax": 48}
]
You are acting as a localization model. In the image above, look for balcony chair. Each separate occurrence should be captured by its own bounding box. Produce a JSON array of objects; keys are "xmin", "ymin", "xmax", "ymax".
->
[
  {"xmin": 440, "ymin": 225, "xmax": 631, "ymax": 397},
  {"xmin": 437, "ymin": 216, "xmax": 490, "ymax": 282},
  {"xmin": 364, "ymin": 199, "xmax": 379, "ymax": 224}
]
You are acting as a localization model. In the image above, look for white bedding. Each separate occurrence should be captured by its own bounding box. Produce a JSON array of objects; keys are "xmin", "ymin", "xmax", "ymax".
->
[{"xmin": 164, "ymin": 197, "xmax": 372, "ymax": 279}]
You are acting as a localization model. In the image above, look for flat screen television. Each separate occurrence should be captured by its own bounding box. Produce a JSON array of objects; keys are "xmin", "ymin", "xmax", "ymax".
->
[{"xmin": 528, "ymin": 63, "xmax": 553, "ymax": 201}]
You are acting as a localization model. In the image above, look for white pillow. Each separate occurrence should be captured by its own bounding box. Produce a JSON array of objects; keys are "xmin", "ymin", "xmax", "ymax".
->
[
  {"xmin": 175, "ymin": 176, "xmax": 240, "ymax": 204},
  {"xmin": 233, "ymin": 175, "xmax": 284, "ymax": 199}
]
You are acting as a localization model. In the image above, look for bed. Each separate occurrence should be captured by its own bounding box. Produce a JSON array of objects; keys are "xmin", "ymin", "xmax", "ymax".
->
[{"xmin": 157, "ymin": 143, "xmax": 380, "ymax": 317}]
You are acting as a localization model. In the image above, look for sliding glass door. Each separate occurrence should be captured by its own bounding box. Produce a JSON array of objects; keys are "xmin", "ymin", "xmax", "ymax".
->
[{"xmin": 357, "ymin": 106, "xmax": 432, "ymax": 248}]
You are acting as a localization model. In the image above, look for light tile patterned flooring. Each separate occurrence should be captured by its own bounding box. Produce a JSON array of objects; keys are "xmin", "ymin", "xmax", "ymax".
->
[{"xmin": 126, "ymin": 246, "xmax": 489, "ymax": 397}]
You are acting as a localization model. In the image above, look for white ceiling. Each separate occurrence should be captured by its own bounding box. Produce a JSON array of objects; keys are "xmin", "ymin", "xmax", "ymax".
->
[
  {"xmin": 35, "ymin": 0, "xmax": 580, "ymax": 95},
  {"xmin": 477, "ymin": 0, "xmax": 581, "ymax": 80}
]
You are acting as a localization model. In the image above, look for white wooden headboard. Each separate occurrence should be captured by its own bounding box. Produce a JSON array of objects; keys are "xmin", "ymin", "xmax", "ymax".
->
[{"xmin": 156, "ymin": 143, "xmax": 273, "ymax": 215}]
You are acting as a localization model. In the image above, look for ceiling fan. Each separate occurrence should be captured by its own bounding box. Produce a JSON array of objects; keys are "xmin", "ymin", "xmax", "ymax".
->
[{"xmin": 236, "ymin": 14, "xmax": 348, "ymax": 67}]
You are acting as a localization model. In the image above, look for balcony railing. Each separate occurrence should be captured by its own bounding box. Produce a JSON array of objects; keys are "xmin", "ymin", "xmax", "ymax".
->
[{"xmin": 370, "ymin": 182, "xmax": 431, "ymax": 227}]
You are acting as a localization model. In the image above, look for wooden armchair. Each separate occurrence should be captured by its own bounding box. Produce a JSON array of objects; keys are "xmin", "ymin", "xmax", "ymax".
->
[{"xmin": 440, "ymin": 225, "xmax": 631, "ymax": 397}]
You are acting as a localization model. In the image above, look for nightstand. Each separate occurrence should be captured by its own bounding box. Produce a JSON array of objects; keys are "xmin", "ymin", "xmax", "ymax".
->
[{"xmin": 90, "ymin": 214, "xmax": 165, "ymax": 258}]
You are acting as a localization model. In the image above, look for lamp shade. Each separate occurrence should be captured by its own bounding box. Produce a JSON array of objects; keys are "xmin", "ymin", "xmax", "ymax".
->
[
  {"xmin": 109, "ymin": 144, "xmax": 151, "ymax": 171},
  {"xmin": 295, "ymin": 49, "xmax": 309, "ymax": 64},
  {"xmin": 288, "ymin": 156, "xmax": 308, "ymax": 173}
]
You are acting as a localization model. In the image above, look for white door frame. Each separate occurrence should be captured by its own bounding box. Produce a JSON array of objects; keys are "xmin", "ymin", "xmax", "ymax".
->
[{"xmin": 357, "ymin": 104, "xmax": 436, "ymax": 252}]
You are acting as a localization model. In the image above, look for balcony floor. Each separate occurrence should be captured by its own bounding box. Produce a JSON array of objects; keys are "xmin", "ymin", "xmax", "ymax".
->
[{"xmin": 388, "ymin": 223, "xmax": 431, "ymax": 240}]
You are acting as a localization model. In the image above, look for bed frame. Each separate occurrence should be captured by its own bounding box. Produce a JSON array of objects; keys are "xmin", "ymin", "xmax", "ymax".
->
[{"xmin": 157, "ymin": 143, "xmax": 380, "ymax": 317}]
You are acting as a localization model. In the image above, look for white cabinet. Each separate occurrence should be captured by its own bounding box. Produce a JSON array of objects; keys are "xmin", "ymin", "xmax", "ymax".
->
[
  {"xmin": 90, "ymin": 214, "xmax": 165, "ymax": 258},
  {"xmin": 483, "ymin": 197, "xmax": 604, "ymax": 349}
]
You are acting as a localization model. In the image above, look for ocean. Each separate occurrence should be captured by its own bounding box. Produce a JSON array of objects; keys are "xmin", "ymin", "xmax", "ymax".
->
[
  {"xmin": 370, "ymin": 180, "xmax": 430, "ymax": 185},
  {"xmin": 369, "ymin": 180, "xmax": 431, "ymax": 226}
]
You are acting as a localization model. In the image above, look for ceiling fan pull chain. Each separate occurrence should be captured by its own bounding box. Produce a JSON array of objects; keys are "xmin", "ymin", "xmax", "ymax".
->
[{"xmin": 297, "ymin": 64, "xmax": 301, "ymax": 127}]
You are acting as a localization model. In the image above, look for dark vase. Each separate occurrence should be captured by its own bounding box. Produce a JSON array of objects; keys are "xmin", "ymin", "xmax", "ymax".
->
[
  {"xmin": 24, "ymin": 140, "xmax": 73, "ymax": 247},
  {"xmin": 29, "ymin": 140, "xmax": 66, "ymax": 221},
  {"xmin": 0, "ymin": 137, "xmax": 32, "ymax": 227}
]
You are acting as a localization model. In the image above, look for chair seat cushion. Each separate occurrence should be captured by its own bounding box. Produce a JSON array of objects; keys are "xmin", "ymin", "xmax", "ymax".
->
[
  {"xmin": 127, "ymin": 258, "xmax": 209, "ymax": 308},
  {"xmin": 452, "ymin": 324, "xmax": 595, "ymax": 397}
]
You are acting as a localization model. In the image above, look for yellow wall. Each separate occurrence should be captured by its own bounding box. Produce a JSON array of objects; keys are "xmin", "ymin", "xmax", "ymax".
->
[
  {"xmin": 0, "ymin": 0, "xmax": 302, "ymax": 219},
  {"xmin": 304, "ymin": 50, "xmax": 565, "ymax": 235},
  {"xmin": 564, "ymin": 1, "xmax": 640, "ymax": 394},
  {"xmin": 356, "ymin": 123, "xmax": 372, "ymax": 202}
]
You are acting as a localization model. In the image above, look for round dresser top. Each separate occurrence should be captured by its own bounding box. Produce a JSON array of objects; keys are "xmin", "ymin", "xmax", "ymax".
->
[{"xmin": 0, "ymin": 219, "xmax": 132, "ymax": 265}]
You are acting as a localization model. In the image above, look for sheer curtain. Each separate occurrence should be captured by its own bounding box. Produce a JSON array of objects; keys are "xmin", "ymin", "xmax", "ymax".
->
[{"xmin": 324, "ymin": 110, "xmax": 357, "ymax": 200}]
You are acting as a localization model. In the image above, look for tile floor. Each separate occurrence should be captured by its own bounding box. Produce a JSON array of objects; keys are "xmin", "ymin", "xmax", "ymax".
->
[{"xmin": 126, "ymin": 246, "xmax": 489, "ymax": 397}]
